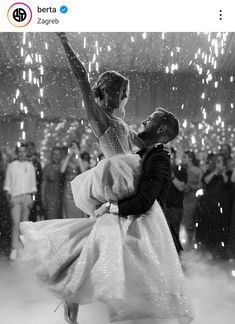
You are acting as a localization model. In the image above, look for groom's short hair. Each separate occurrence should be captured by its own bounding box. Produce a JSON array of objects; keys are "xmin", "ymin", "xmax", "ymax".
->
[{"xmin": 154, "ymin": 107, "xmax": 179, "ymax": 142}]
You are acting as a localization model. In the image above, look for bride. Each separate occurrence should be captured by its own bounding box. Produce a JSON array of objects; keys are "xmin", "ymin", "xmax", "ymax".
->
[{"xmin": 54, "ymin": 32, "xmax": 145, "ymax": 322}]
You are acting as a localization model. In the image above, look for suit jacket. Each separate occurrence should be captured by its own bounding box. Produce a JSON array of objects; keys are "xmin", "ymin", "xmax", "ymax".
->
[
  {"xmin": 118, "ymin": 144, "xmax": 171, "ymax": 216},
  {"xmin": 118, "ymin": 144, "xmax": 183, "ymax": 253}
]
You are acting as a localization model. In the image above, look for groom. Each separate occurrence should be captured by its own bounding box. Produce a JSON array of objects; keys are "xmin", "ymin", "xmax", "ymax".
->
[{"xmin": 95, "ymin": 107, "xmax": 182, "ymax": 252}]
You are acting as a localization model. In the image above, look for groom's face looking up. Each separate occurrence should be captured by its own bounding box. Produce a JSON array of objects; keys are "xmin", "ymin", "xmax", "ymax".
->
[{"xmin": 138, "ymin": 108, "xmax": 179, "ymax": 147}]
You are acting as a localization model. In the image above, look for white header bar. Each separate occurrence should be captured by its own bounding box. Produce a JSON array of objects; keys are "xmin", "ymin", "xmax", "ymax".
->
[{"xmin": 0, "ymin": 0, "xmax": 234, "ymax": 32}]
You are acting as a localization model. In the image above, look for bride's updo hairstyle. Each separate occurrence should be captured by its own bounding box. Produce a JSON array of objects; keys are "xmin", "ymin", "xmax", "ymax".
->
[{"xmin": 93, "ymin": 71, "xmax": 130, "ymax": 118}]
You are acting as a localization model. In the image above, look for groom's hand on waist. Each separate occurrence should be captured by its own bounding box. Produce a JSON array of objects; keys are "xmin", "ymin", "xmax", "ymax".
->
[
  {"xmin": 95, "ymin": 203, "xmax": 109, "ymax": 217},
  {"xmin": 95, "ymin": 202, "xmax": 114, "ymax": 217},
  {"xmin": 95, "ymin": 202, "xmax": 120, "ymax": 218}
]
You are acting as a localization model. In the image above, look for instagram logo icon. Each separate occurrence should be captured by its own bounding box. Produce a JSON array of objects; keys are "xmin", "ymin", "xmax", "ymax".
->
[{"xmin": 8, "ymin": 2, "xmax": 32, "ymax": 27}]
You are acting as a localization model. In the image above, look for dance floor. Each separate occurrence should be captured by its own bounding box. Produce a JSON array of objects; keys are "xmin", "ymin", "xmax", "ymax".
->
[{"xmin": 0, "ymin": 250, "xmax": 235, "ymax": 324}]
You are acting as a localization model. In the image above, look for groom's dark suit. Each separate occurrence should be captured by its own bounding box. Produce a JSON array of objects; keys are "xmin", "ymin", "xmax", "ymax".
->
[{"xmin": 117, "ymin": 144, "xmax": 183, "ymax": 252}]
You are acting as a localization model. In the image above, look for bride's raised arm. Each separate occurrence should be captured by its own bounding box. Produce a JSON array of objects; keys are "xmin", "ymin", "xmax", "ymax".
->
[{"xmin": 57, "ymin": 33, "xmax": 108, "ymax": 138}]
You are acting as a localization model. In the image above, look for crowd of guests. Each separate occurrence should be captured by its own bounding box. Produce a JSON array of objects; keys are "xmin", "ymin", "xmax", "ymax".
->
[
  {"xmin": 0, "ymin": 140, "xmax": 235, "ymax": 262},
  {"xmin": 0, "ymin": 140, "xmax": 104, "ymax": 261},
  {"xmin": 165, "ymin": 143, "xmax": 235, "ymax": 260}
]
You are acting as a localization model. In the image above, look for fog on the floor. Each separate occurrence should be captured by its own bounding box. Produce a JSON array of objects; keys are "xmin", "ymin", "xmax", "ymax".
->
[
  {"xmin": 0, "ymin": 251, "xmax": 235, "ymax": 324},
  {"xmin": 181, "ymin": 251, "xmax": 235, "ymax": 324}
]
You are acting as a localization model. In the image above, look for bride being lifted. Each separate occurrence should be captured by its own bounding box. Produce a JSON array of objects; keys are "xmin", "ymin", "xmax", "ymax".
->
[{"xmin": 20, "ymin": 33, "xmax": 194, "ymax": 324}]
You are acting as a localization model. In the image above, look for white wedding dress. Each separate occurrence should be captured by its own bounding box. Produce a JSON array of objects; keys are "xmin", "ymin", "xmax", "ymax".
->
[{"xmin": 20, "ymin": 118, "xmax": 194, "ymax": 324}]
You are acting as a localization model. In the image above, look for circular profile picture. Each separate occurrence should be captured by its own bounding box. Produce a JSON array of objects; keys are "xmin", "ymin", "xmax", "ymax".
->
[{"xmin": 7, "ymin": 2, "xmax": 32, "ymax": 27}]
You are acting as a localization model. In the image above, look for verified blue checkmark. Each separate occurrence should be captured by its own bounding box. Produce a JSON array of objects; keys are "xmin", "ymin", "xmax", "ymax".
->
[{"xmin": 60, "ymin": 5, "xmax": 68, "ymax": 14}]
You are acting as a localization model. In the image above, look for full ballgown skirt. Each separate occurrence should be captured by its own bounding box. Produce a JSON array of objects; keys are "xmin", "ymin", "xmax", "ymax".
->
[{"xmin": 20, "ymin": 154, "xmax": 194, "ymax": 324}]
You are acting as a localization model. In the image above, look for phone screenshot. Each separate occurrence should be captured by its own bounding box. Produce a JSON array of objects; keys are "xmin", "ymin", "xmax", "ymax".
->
[{"xmin": 0, "ymin": 1, "xmax": 235, "ymax": 324}]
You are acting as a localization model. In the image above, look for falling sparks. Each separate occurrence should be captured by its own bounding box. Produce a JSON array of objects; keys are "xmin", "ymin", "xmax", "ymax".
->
[
  {"xmin": 215, "ymin": 104, "xmax": 221, "ymax": 112},
  {"xmin": 142, "ymin": 32, "xmax": 147, "ymax": 39},
  {"xmin": 198, "ymin": 123, "xmax": 203, "ymax": 130},
  {"xmin": 39, "ymin": 65, "xmax": 44, "ymax": 75},
  {"xmin": 196, "ymin": 189, "xmax": 204, "ymax": 197},
  {"xmin": 28, "ymin": 68, "xmax": 32, "ymax": 83},
  {"xmin": 12, "ymin": 33, "xmax": 47, "ymax": 143},
  {"xmin": 25, "ymin": 54, "xmax": 33, "ymax": 64},
  {"xmin": 88, "ymin": 61, "xmax": 92, "ymax": 73},
  {"xmin": 191, "ymin": 135, "xmax": 196, "ymax": 145},
  {"xmin": 6, "ymin": 32, "xmax": 234, "ymax": 164},
  {"xmin": 182, "ymin": 120, "xmax": 187, "ymax": 128},
  {"xmin": 22, "ymin": 32, "xmax": 26, "ymax": 45},
  {"xmin": 202, "ymin": 109, "xmax": 207, "ymax": 120}
]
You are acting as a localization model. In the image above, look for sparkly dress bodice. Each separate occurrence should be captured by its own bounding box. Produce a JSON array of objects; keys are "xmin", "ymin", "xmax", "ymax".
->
[{"xmin": 99, "ymin": 117, "xmax": 136, "ymax": 158}]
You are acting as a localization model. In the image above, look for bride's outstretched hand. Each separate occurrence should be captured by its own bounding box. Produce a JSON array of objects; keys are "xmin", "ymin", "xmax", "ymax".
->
[{"xmin": 57, "ymin": 32, "xmax": 68, "ymax": 43}]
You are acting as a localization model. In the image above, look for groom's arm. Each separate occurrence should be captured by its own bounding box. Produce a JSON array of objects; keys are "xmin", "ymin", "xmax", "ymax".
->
[{"xmin": 111, "ymin": 152, "xmax": 171, "ymax": 217}]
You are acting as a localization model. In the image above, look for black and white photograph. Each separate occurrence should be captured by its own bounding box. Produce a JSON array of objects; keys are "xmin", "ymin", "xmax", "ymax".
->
[{"xmin": 0, "ymin": 32, "xmax": 235, "ymax": 324}]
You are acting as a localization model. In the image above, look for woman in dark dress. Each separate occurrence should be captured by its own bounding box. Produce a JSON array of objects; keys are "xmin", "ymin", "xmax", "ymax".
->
[
  {"xmin": 181, "ymin": 150, "xmax": 202, "ymax": 248},
  {"xmin": 195, "ymin": 153, "xmax": 231, "ymax": 258},
  {"xmin": 41, "ymin": 148, "xmax": 64, "ymax": 220},
  {"xmin": 0, "ymin": 151, "xmax": 11, "ymax": 253},
  {"xmin": 26, "ymin": 142, "xmax": 43, "ymax": 222},
  {"xmin": 226, "ymin": 167, "xmax": 235, "ymax": 260}
]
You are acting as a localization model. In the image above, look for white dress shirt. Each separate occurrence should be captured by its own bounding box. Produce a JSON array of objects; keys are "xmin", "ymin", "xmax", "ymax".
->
[{"xmin": 4, "ymin": 160, "xmax": 37, "ymax": 197}]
